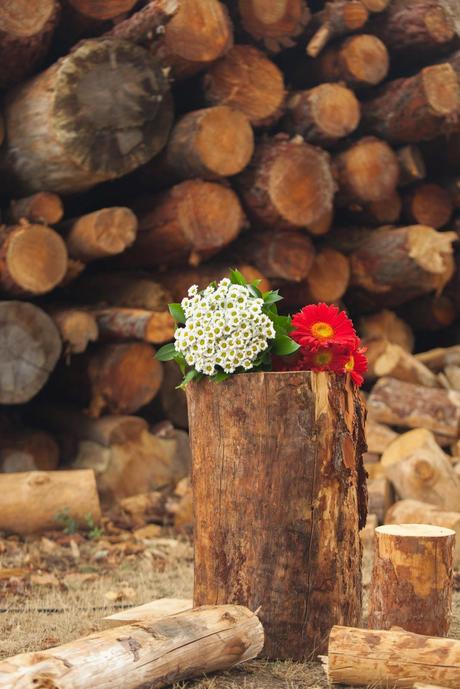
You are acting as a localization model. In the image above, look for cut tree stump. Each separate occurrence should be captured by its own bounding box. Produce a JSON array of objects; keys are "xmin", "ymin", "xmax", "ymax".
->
[
  {"xmin": 102, "ymin": 598, "xmax": 193, "ymax": 627},
  {"xmin": 187, "ymin": 371, "xmax": 367, "ymax": 659},
  {"xmin": 0, "ymin": 605, "xmax": 264, "ymax": 689},
  {"xmin": 368, "ymin": 524, "xmax": 455, "ymax": 636}
]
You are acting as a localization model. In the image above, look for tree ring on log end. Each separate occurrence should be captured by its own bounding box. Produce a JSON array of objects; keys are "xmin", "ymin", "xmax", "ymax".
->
[
  {"xmin": 7, "ymin": 225, "xmax": 67, "ymax": 294},
  {"xmin": 376, "ymin": 523, "xmax": 455, "ymax": 539},
  {"xmin": 195, "ymin": 107, "xmax": 254, "ymax": 177},
  {"xmin": 343, "ymin": 35, "xmax": 389, "ymax": 86},
  {"xmin": 165, "ymin": 0, "xmax": 232, "ymax": 62},
  {"xmin": 310, "ymin": 84, "xmax": 360, "ymax": 140},
  {"xmin": 0, "ymin": 0, "xmax": 56, "ymax": 37},
  {"xmin": 422, "ymin": 64, "xmax": 460, "ymax": 116}
]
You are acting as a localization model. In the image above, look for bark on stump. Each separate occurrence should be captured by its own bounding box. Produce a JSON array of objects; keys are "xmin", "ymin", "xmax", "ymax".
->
[{"xmin": 187, "ymin": 371, "xmax": 367, "ymax": 660}]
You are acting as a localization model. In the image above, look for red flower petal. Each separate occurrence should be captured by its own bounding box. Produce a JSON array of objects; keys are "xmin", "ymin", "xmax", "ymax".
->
[{"xmin": 291, "ymin": 303, "xmax": 357, "ymax": 351}]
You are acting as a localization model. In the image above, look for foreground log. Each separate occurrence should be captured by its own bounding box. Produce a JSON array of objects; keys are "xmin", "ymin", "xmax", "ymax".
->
[
  {"xmin": 310, "ymin": 34, "xmax": 389, "ymax": 88},
  {"xmin": 102, "ymin": 598, "xmax": 193, "ymax": 628},
  {"xmin": 235, "ymin": 230, "xmax": 315, "ymax": 282},
  {"xmin": 0, "ymin": 39, "xmax": 171, "ymax": 195},
  {"xmin": 372, "ymin": 342, "xmax": 440, "ymax": 388},
  {"xmin": 203, "ymin": 45, "xmax": 286, "ymax": 127},
  {"xmin": 0, "ymin": 470, "xmax": 100, "ymax": 534},
  {"xmin": 368, "ymin": 524, "xmax": 454, "ymax": 636},
  {"xmin": 47, "ymin": 307, "xmax": 98, "ymax": 355},
  {"xmin": 0, "ymin": 605, "xmax": 264, "ymax": 689},
  {"xmin": 59, "ymin": 208, "xmax": 138, "ymax": 262},
  {"xmin": 188, "ymin": 372, "xmax": 366, "ymax": 659},
  {"xmin": 0, "ymin": 429, "xmax": 59, "ymax": 473},
  {"xmin": 237, "ymin": 0, "xmax": 311, "ymax": 53},
  {"xmin": 8, "ymin": 192, "xmax": 64, "ymax": 226},
  {"xmin": 0, "ymin": 302, "xmax": 61, "ymax": 405},
  {"xmin": 305, "ymin": 1, "xmax": 369, "ymax": 58},
  {"xmin": 403, "ymin": 183, "xmax": 453, "ymax": 229},
  {"xmin": 89, "ymin": 307, "xmax": 175, "ymax": 345},
  {"xmin": 326, "ymin": 625, "xmax": 460, "ymax": 688}
]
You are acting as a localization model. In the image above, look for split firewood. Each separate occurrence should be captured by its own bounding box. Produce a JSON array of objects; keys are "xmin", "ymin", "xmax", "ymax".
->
[
  {"xmin": 0, "ymin": 605, "xmax": 264, "ymax": 689},
  {"xmin": 160, "ymin": 361, "xmax": 189, "ymax": 430},
  {"xmin": 102, "ymin": 598, "xmax": 193, "ymax": 628},
  {"xmin": 0, "ymin": 223, "xmax": 68, "ymax": 296},
  {"xmin": 386, "ymin": 499, "xmax": 460, "ymax": 568},
  {"xmin": 0, "ymin": 429, "xmax": 59, "ymax": 473},
  {"xmin": 122, "ymin": 181, "xmax": 246, "ymax": 268},
  {"xmin": 0, "ymin": 302, "xmax": 61, "ymax": 405},
  {"xmin": 368, "ymin": 378, "xmax": 460, "ymax": 439},
  {"xmin": 88, "ymin": 307, "xmax": 175, "ymax": 345},
  {"xmin": 381, "ymin": 428, "xmax": 460, "ymax": 510},
  {"xmin": 365, "ymin": 464, "xmax": 394, "ymax": 524},
  {"xmin": 281, "ymin": 248, "xmax": 350, "ymax": 308},
  {"xmin": 235, "ymin": 230, "xmax": 315, "ymax": 282},
  {"xmin": 70, "ymin": 273, "xmax": 172, "ymax": 312},
  {"xmin": 416, "ymin": 346, "xmax": 460, "ymax": 371},
  {"xmin": 47, "ymin": 307, "xmax": 98, "ymax": 355},
  {"xmin": 158, "ymin": 264, "xmax": 270, "ymax": 302},
  {"xmin": 203, "ymin": 45, "xmax": 286, "ymax": 127},
  {"xmin": 362, "ymin": 63, "xmax": 460, "ymax": 144},
  {"xmin": 403, "ymin": 183, "xmax": 453, "ymax": 228},
  {"xmin": 372, "ymin": 342, "xmax": 440, "ymax": 388},
  {"xmin": 343, "ymin": 192, "xmax": 402, "ymax": 227},
  {"xmin": 326, "ymin": 625, "xmax": 460, "ymax": 688},
  {"xmin": 236, "ymin": 0, "xmax": 311, "ymax": 53},
  {"xmin": 360, "ymin": 310, "xmax": 415, "ymax": 352},
  {"xmin": 8, "ymin": 192, "xmax": 64, "ymax": 226},
  {"xmin": 0, "ymin": 469, "xmax": 100, "ymax": 535},
  {"xmin": 397, "ymin": 145, "xmax": 427, "ymax": 187},
  {"xmin": 368, "ymin": 524, "xmax": 454, "ymax": 636},
  {"xmin": 305, "ymin": 1, "xmax": 369, "ymax": 58},
  {"xmin": 236, "ymin": 137, "xmax": 334, "ymax": 231},
  {"xmin": 333, "ymin": 137, "xmax": 400, "ymax": 205},
  {"xmin": 283, "ymin": 84, "xmax": 360, "ymax": 147},
  {"xmin": 350, "ymin": 226, "xmax": 456, "ymax": 307},
  {"xmin": 399, "ymin": 295, "xmax": 456, "ymax": 332},
  {"xmin": 0, "ymin": 39, "xmax": 171, "ymax": 195},
  {"xmin": 366, "ymin": 420, "xmax": 398, "ymax": 455},
  {"xmin": 0, "ymin": 0, "xmax": 60, "ymax": 89},
  {"xmin": 308, "ymin": 34, "xmax": 389, "ymax": 88}
]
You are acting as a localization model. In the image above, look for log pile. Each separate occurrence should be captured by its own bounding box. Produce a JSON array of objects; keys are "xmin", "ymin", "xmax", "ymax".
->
[{"xmin": 0, "ymin": 0, "xmax": 460, "ymax": 539}]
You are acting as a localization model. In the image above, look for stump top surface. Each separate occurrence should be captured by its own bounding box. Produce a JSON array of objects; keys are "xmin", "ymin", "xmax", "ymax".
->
[{"xmin": 376, "ymin": 523, "xmax": 456, "ymax": 538}]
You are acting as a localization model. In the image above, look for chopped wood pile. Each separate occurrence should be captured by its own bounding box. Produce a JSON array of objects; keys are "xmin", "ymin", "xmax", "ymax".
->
[{"xmin": 1, "ymin": 0, "xmax": 460, "ymax": 534}]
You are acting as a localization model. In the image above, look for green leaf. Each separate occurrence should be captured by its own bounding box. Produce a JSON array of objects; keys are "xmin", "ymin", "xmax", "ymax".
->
[
  {"xmin": 169, "ymin": 303, "xmax": 186, "ymax": 323},
  {"xmin": 272, "ymin": 335, "xmax": 300, "ymax": 356},
  {"xmin": 155, "ymin": 343, "xmax": 177, "ymax": 361},
  {"xmin": 211, "ymin": 371, "xmax": 230, "ymax": 382},
  {"xmin": 247, "ymin": 284, "xmax": 262, "ymax": 299},
  {"xmin": 263, "ymin": 290, "xmax": 283, "ymax": 305},
  {"xmin": 229, "ymin": 268, "xmax": 247, "ymax": 286},
  {"xmin": 174, "ymin": 353, "xmax": 186, "ymax": 375},
  {"xmin": 177, "ymin": 369, "xmax": 202, "ymax": 389}
]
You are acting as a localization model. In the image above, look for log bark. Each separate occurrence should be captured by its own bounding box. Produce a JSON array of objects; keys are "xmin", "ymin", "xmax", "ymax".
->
[
  {"xmin": 70, "ymin": 273, "xmax": 172, "ymax": 312},
  {"xmin": 386, "ymin": 499, "xmax": 460, "ymax": 568},
  {"xmin": 89, "ymin": 307, "xmax": 175, "ymax": 345},
  {"xmin": 281, "ymin": 248, "xmax": 350, "ymax": 307},
  {"xmin": 361, "ymin": 64, "xmax": 460, "ymax": 144},
  {"xmin": 8, "ymin": 193, "xmax": 64, "ymax": 226},
  {"xmin": 0, "ymin": 39, "xmax": 171, "ymax": 195},
  {"xmin": 0, "ymin": 0, "xmax": 60, "ymax": 89},
  {"xmin": 310, "ymin": 34, "xmax": 389, "ymax": 88},
  {"xmin": 403, "ymin": 183, "xmax": 453, "ymax": 228},
  {"xmin": 333, "ymin": 137, "xmax": 400, "ymax": 205},
  {"xmin": 0, "ymin": 430, "xmax": 59, "ymax": 473},
  {"xmin": 0, "ymin": 224, "xmax": 68, "ymax": 296},
  {"xmin": 350, "ymin": 226, "xmax": 456, "ymax": 308},
  {"xmin": 122, "ymin": 181, "xmax": 246, "ymax": 268},
  {"xmin": 47, "ymin": 307, "xmax": 98, "ymax": 355},
  {"xmin": 305, "ymin": 1, "xmax": 369, "ymax": 58},
  {"xmin": 380, "ymin": 428, "xmax": 460, "ymax": 510},
  {"xmin": 372, "ymin": 342, "xmax": 440, "ymax": 388},
  {"xmin": 187, "ymin": 371, "xmax": 367, "ymax": 659},
  {"xmin": 327, "ymin": 625, "xmax": 460, "ymax": 688},
  {"xmin": 203, "ymin": 45, "xmax": 286, "ymax": 127},
  {"xmin": 397, "ymin": 145, "xmax": 427, "ymax": 187},
  {"xmin": 0, "ymin": 302, "xmax": 61, "ymax": 405},
  {"xmin": 368, "ymin": 379, "xmax": 460, "ymax": 439},
  {"xmin": 236, "ymin": 136, "xmax": 334, "ymax": 231},
  {"xmin": 237, "ymin": 0, "xmax": 311, "ymax": 53},
  {"xmin": 360, "ymin": 309, "xmax": 415, "ymax": 352},
  {"xmin": 164, "ymin": 106, "xmax": 254, "ymax": 180},
  {"xmin": 235, "ymin": 230, "xmax": 315, "ymax": 282},
  {"xmin": 368, "ymin": 524, "xmax": 454, "ymax": 636},
  {"xmin": 59, "ymin": 208, "xmax": 138, "ymax": 262},
  {"xmin": 158, "ymin": 264, "xmax": 270, "ymax": 302},
  {"xmin": 283, "ymin": 83, "xmax": 360, "ymax": 147},
  {"xmin": 399, "ymin": 295, "xmax": 456, "ymax": 332},
  {"xmin": 0, "ymin": 605, "xmax": 264, "ymax": 689},
  {"xmin": 0, "ymin": 470, "xmax": 100, "ymax": 534}
]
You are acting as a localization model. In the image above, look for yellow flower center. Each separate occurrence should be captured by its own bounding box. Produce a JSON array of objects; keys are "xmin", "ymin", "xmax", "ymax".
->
[
  {"xmin": 345, "ymin": 355, "xmax": 355, "ymax": 372},
  {"xmin": 311, "ymin": 321, "xmax": 334, "ymax": 339},
  {"xmin": 314, "ymin": 351, "xmax": 333, "ymax": 366}
]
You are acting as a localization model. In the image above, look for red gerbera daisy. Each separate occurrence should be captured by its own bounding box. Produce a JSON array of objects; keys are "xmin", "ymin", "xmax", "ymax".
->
[
  {"xmin": 297, "ymin": 346, "xmax": 350, "ymax": 373},
  {"xmin": 343, "ymin": 347, "xmax": 368, "ymax": 387},
  {"xmin": 291, "ymin": 303, "xmax": 357, "ymax": 351}
]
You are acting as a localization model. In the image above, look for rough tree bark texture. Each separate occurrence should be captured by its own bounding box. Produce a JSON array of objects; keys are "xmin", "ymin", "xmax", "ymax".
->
[{"xmin": 187, "ymin": 371, "xmax": 367, "ymax": 660}]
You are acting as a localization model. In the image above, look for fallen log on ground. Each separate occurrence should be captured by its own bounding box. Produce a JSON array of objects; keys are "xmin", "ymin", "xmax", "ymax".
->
[{"xmin": 102, "ymin": 598, "xmax": 193, "ymax": 627}]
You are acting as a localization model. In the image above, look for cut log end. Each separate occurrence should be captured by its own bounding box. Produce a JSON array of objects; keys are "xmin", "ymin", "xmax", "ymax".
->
[
  {"xmin": 405, "ymin": 183, "xmax": 453, "ymax": 228},
  {"xmin": 377, "ymin": 523, "xmax": 455, "ymax": 539},
  {"xmin": 238, "ymin": 0, "xmax": 311, "ymax": 52},
  {"xmin": 336, "ymin": 137, "xmax": 400, "ymax": 204},
  {"xmin": 0, "ymin": 0, "xmax": 57, "ymax": 35},
  {"xmin": 423, "ymin": 63, "xmax": 460, "ymax": 116},
  {"xmin": 65, "ymin": 0, "xmax": 138, "ymax": 21},
  {"xmin": 9, "ymin": 192, "xmax": 64, "ymax": 226},
  {"xmin": 64, "ymin": 207, "xmax": 138, "ymax": 262},
  {"xmin": 342, "ymin": 34, "xmax": 389, "ymax": 85},
  {"xmin": 306, "ymin": 248, "xmax": 350, "ymax": 303}
]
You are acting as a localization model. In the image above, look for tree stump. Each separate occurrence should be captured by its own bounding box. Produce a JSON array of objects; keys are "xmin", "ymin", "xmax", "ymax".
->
[{"xmin": 187, "ymin": 371, "xmax": 367, "ymax": 660}]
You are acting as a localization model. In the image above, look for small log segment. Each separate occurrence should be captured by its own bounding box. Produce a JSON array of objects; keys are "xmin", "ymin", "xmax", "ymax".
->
[
  {"xmin": 361, "ymin": 309, "xmax": 415, "ymax": 352},
  {"xmin": 372, "ymin": 342, "xmax": 440, "ymax": 388},
  {"xmin": 327, "ymin": 625, "xmax": 460, "ymax": 688},
  {"xmin": 350, "ymin": 225, "xmax": 456, "ymax": 307},
  {"xmin": 89, "ymin": 307, "xmax": 175, "ymax": 345},
  {"xmin": 0, "ymin": 223, "xmax": 68, "ymax": 296},
  {"xmin": 309, "ymin": 34, "xmax": 389, "ymax": 88},
  {"xmin": 0, "ymin": 39, "xmax": 171, "ymax": 195},
  {"xmin": 235, "ymin": 230, "xmax": 315, "ymax": 282},
  {"xmin": 368, "ymin": 524, "xmax": 455, "ymax": 636},
  {"xmin": 0, "ymin": 302, "xmax": 61, "ymax": 405},
  {"xmin": 397, "ymin": 145, "xmax": 427, "ymax": 187},
  {"xmin": 380, "ymin": 428, "xmax": 460, "ymax": 510},
  {"xmin": 48, "ymin": 307, "xmax": 98, "ymax": 355},
  {"xmin": 403, "ymin": 183, "xmax": 453, "ymax": 228},
  {"xmin": 8, "ymin": 192, "xmax": 64, "ymax": 226},
  {"xmin": 305, "ymin": 1, "xmax": 369, "ymax": 58},
  {"xmin": 281, "ymin": 248, "xmax": 350, "ymax": 307},
  {"xmin": 203, "ymin": 45, "xmax": 286, "ymax": 127},
  {"xmin": 368, "ymin": 379, "xmax": 460, "ymax": 439},
  {"xmin": 283, "ymin": 84, "xmax": 360, "ymax": 147},
  {"xmin": 0, "ymin": 0, "xmax": 60, "ymax": 89},
  {"xmin": 386, "ymin": 499, "xmax": 460, "ymax": 569},
  {"xmin": 58, "ymin": 208, "xmax": 138, "ymax": 263},
  {"xmin": 188, "ymin": 371, "xmax": 367, "ymax": 659},
  {"xmin": 0, "ymin": 429, "xmax": 59, "ymax": 473},
  {"xmin": 361, "ymin": 63, "xmax": 460, "ymax": 144},
  {"xmin": 237, "ymin": 0, "xmax": 311, "ymax": 53},
  {"xmin": 0, "ymin": 605, "xmax": 264, "ymax": 689},
  {"xmin": 164, "ymin": 106, "xmax": 254, "ymax": 180},
  {"xmin": 122, "ymin": 181, "xmax": 245, "ymax": 268},
  {"xmin": 333, "ymin": 137, "xmax": 400, "ymax": 205},
  {"xmin": 236, "ymin": 136, "xmax": 334, "ymax": 231},
  {"xmin": 399, "ymin": 295, "xmax": 456, "ymax": 332},
  {"xmin": 71, "ymin": 273, "xmax": 172, "ymax": 311},
  {"xmin": 0, "ymin": 470, "xmax": 100, "ymax": 534}
]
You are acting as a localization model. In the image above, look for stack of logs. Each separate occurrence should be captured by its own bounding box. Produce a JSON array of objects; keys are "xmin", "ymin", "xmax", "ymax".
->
[{"xmin": 1, "ymin": 0, "xmax": 460, "ymax": 532}]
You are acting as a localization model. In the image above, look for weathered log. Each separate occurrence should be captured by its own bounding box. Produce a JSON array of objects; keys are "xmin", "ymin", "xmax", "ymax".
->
[
  {"xmin": 306, "ymin": 1, "xmax": 369, "ymax": 58},
  {"xmin": 403, "ymin": 183, "xmax": 453, "ymax": 228},
  {"xmin": 0, "ymin": 605, "xmax": 264, "ymax": 689},
  {"xmin": 8, "ymin": 192, "xmax": 64, "ymax": 226},
  {"xmin": 309, "ymin": 34, "xmax": 389, "ymax": 88},
  {"xmin": 235, "ymin": 230, "xmax": 315, "ymax": 282},
  {"xmin": 283, "ymin": 83, "xmax": 360, "ymax": 147},
  {"xmin": 237, "ymin": 0, "xmax": 311, "ymax": 53},
  {"xmin": 58, "ymin": 208, "xmax": 138, "ymax": 262},
  {"xmin": 343, "ymin": 192, "xmax": 402, "ymax": 226},
  {"xmin": 102, "ymin": 598, "xmax": 193, "ymax": 628},
  {"xmin": 397, "ymin": 145, "xmax": 427, "ymax": 187},
  {"xmin": 333, "ymin": 137, "xmax": 400, "ymax": 205},
  {"xmin": 187, "ymin": 371, "xmax": 367, "ymax": 659},
  {"xmin": 326, "ymin": 625, "xmax": 460, "ymax": 688},
  {"xmin": 122, "ymin": 181, "xmax": 245, "ymax": 268},
  {"xmin": 236, "ymin": 137, "xmax": 334, "ymax": 231},
  {"xmin": 281, "ymin": 248, "xmax": 350, "ymax": 307},
  {"xmin": 361, "ymin": 63, "xmax": 460, "ymax": 144},
  {"xmin": 70, "ymin": 273, "xmax": 172, "ymax": 312},
  {"xmin": 373, "ymin": 342, "xmax": 440, "ymax": 388},
  {"xmin": 369, "ymin": 379, "xmax": 460, "ymax": 439},
  {"xmin": 89, "ymin": 307, "xmax": 175, "ymax": 345},
  {"xmin": 366, "ymin": 420, "xmax": 398, "ymax": 455},
  {"xmin": 164, "ymin": 106, "xmax": 254, "ymax": 180},
  {"xmin": 399, "ymin": 295, "xmax": 456, "ymax": 332},
  {"xmin": 0, "ymin": 39, "xmax": 171, "ymax": 195},
  {"xmin": 0, "ymin": 224, "xmax": 68, "ymax": 296},
  {"xmin": 0, "ymin": 470, "xmax": 100, "ymax": 534},
  {"xmin": 360, "ymin": 309, "xmax": 415, "ymax": 352},
  {"xmin": 158, "ymin": 264, "xmax": 270, "ymax": 302},
  {"xmin": 48, "ymin": 307, "xmax": 98, "ymax": 355},
  {"xmin": 0, "ymin": 302, "xmax": 61, "ymax": 405},
  {"xmin": 203, "ymin": 44, "xmax": 286, "ymax": 127},
  {"xmin": 0, "ymin": 0, "xmax": 60, "ymax": 89},
  {"xmin": 0, "ymin": 429, "xmax": 59, "ymax": 473}
]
